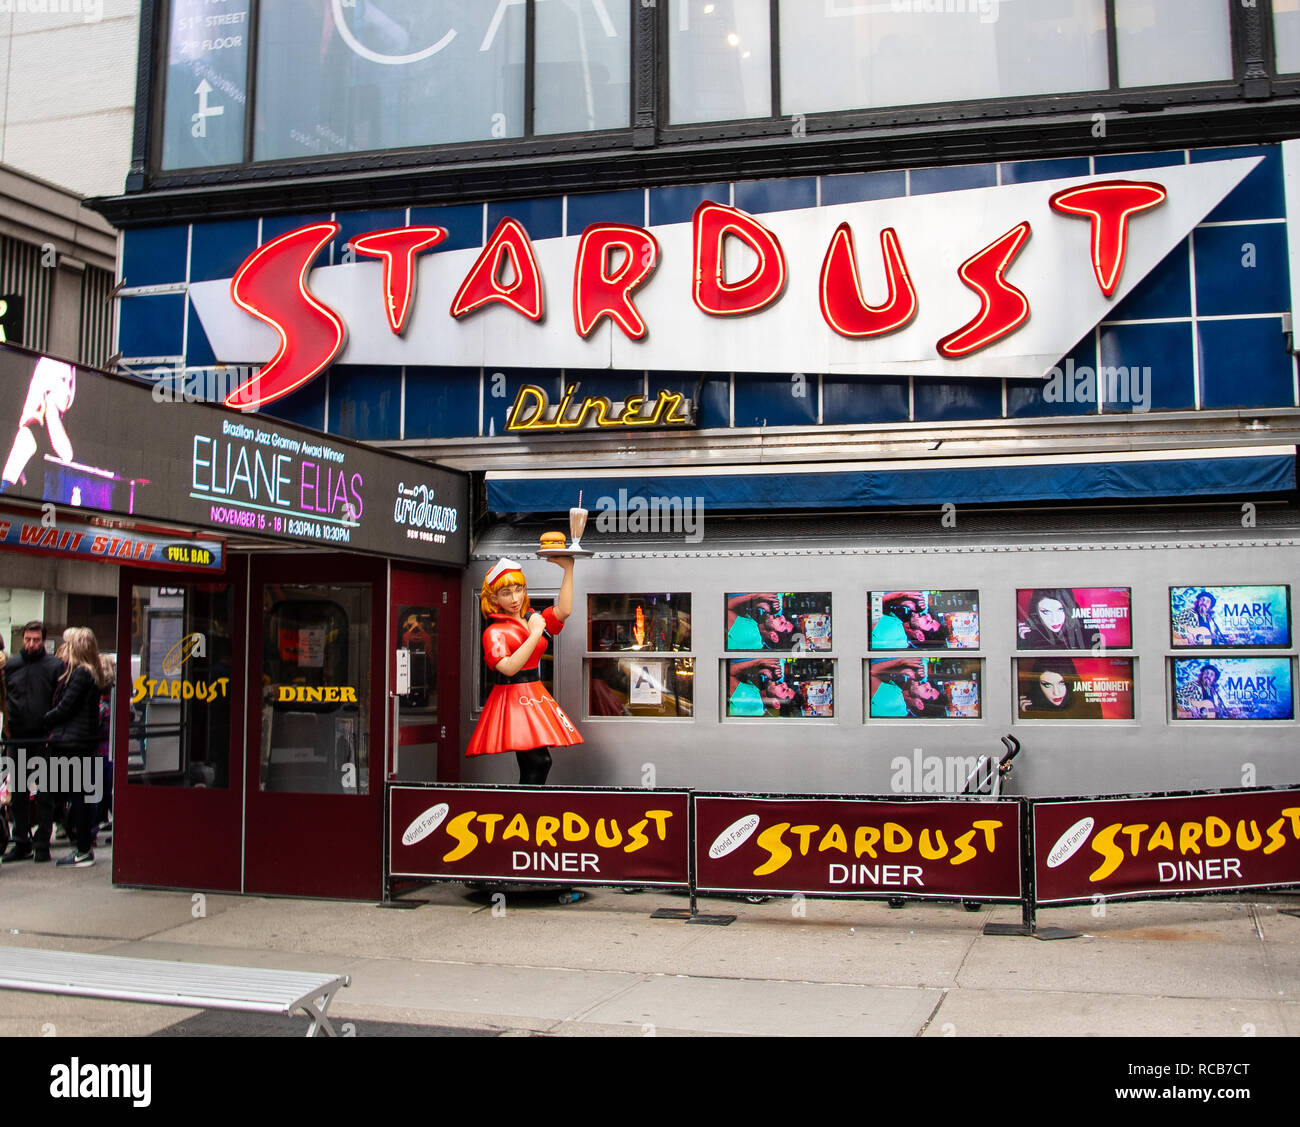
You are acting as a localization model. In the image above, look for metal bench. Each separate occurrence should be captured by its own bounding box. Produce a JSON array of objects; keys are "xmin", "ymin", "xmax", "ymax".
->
[{"xmin": 0, "ymin": 947, "xmax": 350, "ymax": 1036}]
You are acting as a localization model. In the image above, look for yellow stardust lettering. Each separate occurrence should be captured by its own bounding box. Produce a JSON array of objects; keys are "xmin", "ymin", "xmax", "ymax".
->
[
  {"xmin": 918, "ymin": 828, "xmax": 948, "ymax": 860},
  {"xmin": 1236, "ymin": 819, "xmax": 1262, "ymax": 851},
  {"xmin": 1282, "ymin": 808, "xmax": 1300, "ymax": 839},
  {"xmin": 131, "ymin": 675, "xmax": 147, "ymax": 704},
  {"xmin": 595, "ymin": 818, "xmax": 622, "ymax": 847},
  {"xmin": 536, "ymin": 815, "xmax": 560, "ymax": 847},
  {"xmin": 883, "ymin": 823, "xmax": 912, "ymax": 853},
  {"xmin": 1088, "ymin": 822, "xmax": 1126, "ymax": 882},
  {"xmin": 819, "ymin": 825, "xmax": 848, "ymax": 854},
  {"xmin": 950, "ymin": 829, "xmax": 977, "ymax": 866},
  {"xmin": 790, "ymin": 825, "xmax": 819, "ymax": 855},
  {"xmin": 854, "ymin": 825, "xmax": 880, "ymax": 859},
  {"xmin": 477, "ymin": 813, "xmax": 504, "ymax": 843},
  {"xmin": 442, "ymin": 811, "xmax": 479, "ymax": 863},
  {"xmin": 1121, "ymin": 824, "xmax": 1149, "ymax": 855},
  {"xmin": 1263, "ymin": 816, "xmax": 1287, "ymax": 855},
  {"xmin": 972, "ymin": 820, "xmax": 1002, "ymax": 853},
  {"xmin": 563, "ymin": 812, "xmax": 590, "ymax": 842},
  {"xmin": 626, "ymin": 818, "xmax": 649, "ymax": 853},
  {"xmin": 753, "ymin": 822, "xmax": 793, "ymax": 876},
  {"xmin": 503, "ymin": 813, "xmax": 530, "ymax": 842},
  {"xmin": 1205, "ymin": 816, "xmax": 1230, "ymax": 848},
  {"xmin": 644, "ymin": 810, "xmax": 673, "ymax": 841},
  {"xmin": 1147, "ymin": 822, "xmax": 1174, "ymax": 852},
  {"xmin": 1179, "ymin": 821, "xmax": 1203, "ymax": 856}
]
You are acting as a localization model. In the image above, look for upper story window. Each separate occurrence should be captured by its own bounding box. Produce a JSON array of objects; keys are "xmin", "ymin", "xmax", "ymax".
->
[
  {"xmin": 160, "ymin": 0, "xmax": 632, "ymax": 171},
  {"xmin": 154, "ymin": 1, "xmax": 1256, "ymax": 175},
  {"xmin": 1276, "ymin": 0, "xmax": 1300, "ymax": 73}
]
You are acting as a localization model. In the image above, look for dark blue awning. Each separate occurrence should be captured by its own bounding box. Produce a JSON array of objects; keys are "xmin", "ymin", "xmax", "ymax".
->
[{"xmin": 487, "ymin": 448, "xmax": 1296, "ymax": 514}]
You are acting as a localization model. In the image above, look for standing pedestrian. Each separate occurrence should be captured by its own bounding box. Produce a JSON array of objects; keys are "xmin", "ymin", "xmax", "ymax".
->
[{"xmin": 0, "ymin": 622, "xmax": 63, "ymax": 862}]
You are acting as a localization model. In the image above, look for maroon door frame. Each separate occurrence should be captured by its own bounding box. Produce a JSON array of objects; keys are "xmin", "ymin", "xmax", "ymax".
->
[
  {"xmin": 113, "ymin": 557, "xmax": 247, "ymax": 892},
  {"xmin": 390, "ymin": 565, "xmax": 461, "ymax": 786},
  {"xmin": 244, "ymin": 553, "xmax": 387, "ymax": 900}
]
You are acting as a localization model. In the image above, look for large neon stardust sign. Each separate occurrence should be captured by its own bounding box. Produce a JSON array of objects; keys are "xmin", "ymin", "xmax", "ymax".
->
[{"xmin": 223, "ymin": 183, "xmax": 1166, "ymax": 411}]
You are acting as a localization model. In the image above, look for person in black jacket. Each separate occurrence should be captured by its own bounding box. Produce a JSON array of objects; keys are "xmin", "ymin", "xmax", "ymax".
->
[
  {"xmin": 1, "ymin": 621, "xmax": 63, "ymax": 863},
  {"xmin": 44, "ymin": 627, "xmax": 105, "ymax": 868}
]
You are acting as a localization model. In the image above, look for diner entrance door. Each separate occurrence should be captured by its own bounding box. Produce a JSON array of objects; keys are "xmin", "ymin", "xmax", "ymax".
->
[
  {"xmin": 389, "ymin": 565, "xmax": 460, "ymax": 785},
  {"xmin": 243, "ymin": 554, "xmax": 385, "ymax": 899}
]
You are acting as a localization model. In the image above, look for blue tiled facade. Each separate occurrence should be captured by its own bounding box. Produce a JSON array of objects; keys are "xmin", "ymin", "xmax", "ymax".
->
[{"xmin": 116, "ymin": 145, "xmax": 1298, "ymax": 437}]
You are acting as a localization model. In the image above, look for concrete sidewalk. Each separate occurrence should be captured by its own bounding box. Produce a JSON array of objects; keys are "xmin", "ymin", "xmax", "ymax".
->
[{"xmin": 1, "ymin": 839, "xmax": 1297, "ymax": 1037}]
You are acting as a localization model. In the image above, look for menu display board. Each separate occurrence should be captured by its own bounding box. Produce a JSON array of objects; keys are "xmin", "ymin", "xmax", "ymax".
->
[
  {"xmin": 1016, "ymin": 587, "xmax": 1132, "ymax": 649},
  {"xmin": 725, "ymin": 592, "xmax": 832, "ymax": 652},
  {"xmin": 1172, "ymin": 657, "xmax": 1294, "ymax": 720},
  {"xmin": 1016, "ymin": 657, "xmax": 1135, "ymax": 720},
  {"xmin": 726, "ymin": 658, "xmax": 834, "ymax": 718},
  {"xmin": 868, "ymin": 657, "xmax": 982, "ymax": 719},
  {"xmin": 869, "ymin": 589, "xmax": 979, "ymax": 649},
  {"xmin": 0, "ymin": 345, "xmax": 467, "ymax": 565},
  {"xmin": 1170, "ymin": 586, "xmax": 1291, "ymax": 647}
]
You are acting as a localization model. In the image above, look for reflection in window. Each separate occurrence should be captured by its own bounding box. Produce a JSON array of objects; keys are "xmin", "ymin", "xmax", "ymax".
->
[
  {"xmin": 589, "ymin": 656, "xmax": 695, "ymax": 717},
  {"xmin": 161, "ymin": 0, "xmax": 250, "ymax": 170},
  {"xmin": 128, "ymin": 585, "xmax": 234, "ymax": 787},
  {"xmin": 669, "ymin": 0, "xmax": 771, "ymax": 124},
  {"xmin": 535, "ymin": 0, "xmax": 631, "ymax": 134},
  {"xmin": 1115, "ymin": 0, "xmax": 1232, "ymax": 87},
  {"xmin": 1275, "ymin": 0, "xmax": 1300, "ymax": 73},
  {"xmin": 253, "ymin": 0, "xmax": 525, "ymax": 162},
  {"xmin": 261, "ymin": 584, "xmax": 370, "ymax": 794},
  {"xmin": 588, "ymin": 593, "xmax": 691, "ymax": 652},
  {"xmin": 779, "ymin": 0, "xmax": 1107, "ymax": 116}
]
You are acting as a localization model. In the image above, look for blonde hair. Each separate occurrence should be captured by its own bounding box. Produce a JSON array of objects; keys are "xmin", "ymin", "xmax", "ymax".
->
[
  {"xmin": 99, "ymin": 652, "xmax": 117, "ymax": 689},
  {"xmin": 480, "ymin": 569, "xmax": 529, "ymax": 617},
  {"xmin": 60, "ymin": 627, "xmax": 104, "ymax": 688}
]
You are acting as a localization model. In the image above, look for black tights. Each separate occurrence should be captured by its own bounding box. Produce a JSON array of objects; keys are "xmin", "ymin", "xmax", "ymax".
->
[{"xmin": 515, "ymin": 747, "xmax": 552, "ymax": 785}]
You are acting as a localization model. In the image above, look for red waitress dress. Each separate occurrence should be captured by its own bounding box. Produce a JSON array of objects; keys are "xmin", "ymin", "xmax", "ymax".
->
[{"xmin": 466, "ymin": 608, "xmax": 584, "ymax": 757}]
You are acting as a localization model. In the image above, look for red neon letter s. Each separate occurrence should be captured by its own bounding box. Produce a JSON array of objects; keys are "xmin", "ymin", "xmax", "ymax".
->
[
  {"xmin": 350, "ymin": 226, "xmax": 447, "ymax": 335},
  {"xmin": 692, "ymin": 202, "xmax": 787, "ymax": 316},
  {"xmin": 1049, "ymin": 180, "xmax": 1167, "ymax": 297},
  {"xmin": 572, "ymin": 223, "xmax": 660, "ymax": 340},
  {"xmin": 936, "ymin": 221, "xmax": 1032, "ymax": 359},
  {"xmin": 227, "ymin": 222, "xmax": 346, "ymax": 411},
  {"xmin": 449, "ymin": 217, "xmax": 544, "ymax": 322},
  {"xmin": 819, "ymin": 224, "xmax": 918, "ymax": 339}
]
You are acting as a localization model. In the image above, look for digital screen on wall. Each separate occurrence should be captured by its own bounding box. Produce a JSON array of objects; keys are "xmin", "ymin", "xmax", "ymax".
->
[
  {"xmin": 1172, "ymin": 657, "xmax": 1294, "ymax": 720},
  {"xmin": 725, "ymin": 592, "xmax": 832, "ymax": 651},
  {"xmin": 869, "ymin": 589, "xmax": 979, "ymax": 649},
  {"xmin": 1015, "ymin": 657, "xmax": 1135, "ymax": 720},
  {"xmin": 1016, "ymin": 587, "xmax": 1132, "ymax": 649},
  {"xmin": 726, "ymin": 658, "xmax": 834, "ymax": 718},
  {"xmin": 867, "ymin": 657, "xmax": 982, "ymax": 719},
  {"xmin": 1169, "ymin": 586, "xmax": 1292, "ymax": 647},
  {"xmin": 0, "ymin": 344, "xmax": 468, "ymax": 565}
]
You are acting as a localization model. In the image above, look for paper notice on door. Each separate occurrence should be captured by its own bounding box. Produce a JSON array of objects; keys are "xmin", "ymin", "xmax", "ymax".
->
[{"xmin": 299, "ymin": 628, "xmax": 325, "ymax": 668}]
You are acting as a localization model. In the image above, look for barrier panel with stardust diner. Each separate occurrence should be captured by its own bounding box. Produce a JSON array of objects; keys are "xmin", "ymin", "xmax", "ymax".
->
[{"xmin": 387, "ymin": 784, "xmax": 692, "ymax": 904}]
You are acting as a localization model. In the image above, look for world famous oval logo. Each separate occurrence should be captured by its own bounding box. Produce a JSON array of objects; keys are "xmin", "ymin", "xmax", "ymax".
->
[
  {"xmin": 1046, "ymin": 817, "xmax": 1095, "ymax": 868},
  {"xmin": 401, "ymin": 803, "xmax": 449, "ymax": 846},
  {"xmin": 709, "ymin": 814, "xmax": 761, "ymax": 859}
]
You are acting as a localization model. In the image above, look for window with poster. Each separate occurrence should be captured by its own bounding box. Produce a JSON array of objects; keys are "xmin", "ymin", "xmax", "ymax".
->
[
  {"xmin": 396, "ymin": 604, "xmax": 438, "ymax": 714},
  {"xmin": 128, "ymin": 584, "xmax": 234, "ymax": 787},
  {"xmin": 260, "ymin": 583, "xmax": 371, "ymax": 795},
  {"xmin": 586, "ymin": 593, "xmax": 693, "ymax": 719}
]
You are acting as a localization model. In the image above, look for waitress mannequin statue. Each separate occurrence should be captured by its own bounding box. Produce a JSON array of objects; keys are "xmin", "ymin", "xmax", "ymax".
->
[{"xmin": 466, "ymin": 557, "xmax": 582, "ymax": 783}]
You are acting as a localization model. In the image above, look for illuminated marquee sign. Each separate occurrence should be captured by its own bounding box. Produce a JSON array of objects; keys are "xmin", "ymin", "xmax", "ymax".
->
[
  {"xmin": 188, "ymin": 158, "xmax": 1261, "ymax": 410},
  {"xmin": 505, "ymin": 383, "xmax": 695, "ymax": 433}
]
